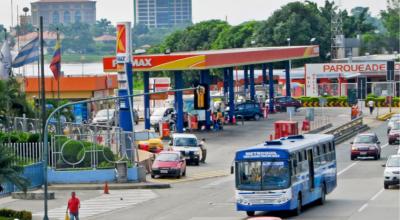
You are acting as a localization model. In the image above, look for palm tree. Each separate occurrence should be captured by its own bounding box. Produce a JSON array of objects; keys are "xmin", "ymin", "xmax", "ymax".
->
[{"xmin": 0, "ymin": 144, "xmax": 30, "ymax": 192}]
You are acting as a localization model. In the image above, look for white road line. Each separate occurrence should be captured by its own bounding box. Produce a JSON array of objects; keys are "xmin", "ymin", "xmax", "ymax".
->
[
  {"xmin": 201, "ymin": 176, "xmax": 233, "ymax": 189},
  {"xmin": 358, "ymin": 203, "xmax": 369, "ymax": 212},
  {"xmin": 33, "ymin": 190, "xmax": 157, "ymax": 220},
  {"xmin": 338, "ymin": 162, "xmax": 358, "ymax": 176},
  {"xmin": 381, "ymin": 143, "xmax": 389, "ymax": 149},
  {"xmin": 370, "ymin": 188, "xmax": 385, "ymax": 201}
]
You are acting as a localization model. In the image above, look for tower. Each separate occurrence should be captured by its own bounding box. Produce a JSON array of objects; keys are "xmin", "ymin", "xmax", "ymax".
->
[{"xmin": 331, "ymin": 0, "xmax": 344, "ymax": 59}]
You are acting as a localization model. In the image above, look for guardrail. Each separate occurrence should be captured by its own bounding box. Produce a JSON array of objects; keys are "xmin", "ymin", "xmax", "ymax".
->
[{"xmin": 325, "ymin": 117, "xmax": 369, "ymax": 144}]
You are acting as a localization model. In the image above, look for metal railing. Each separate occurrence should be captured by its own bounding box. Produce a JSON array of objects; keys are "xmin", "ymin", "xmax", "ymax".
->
[{"xmin": 325, "ymin": 117, "xmax": 369, "ymax": 144}]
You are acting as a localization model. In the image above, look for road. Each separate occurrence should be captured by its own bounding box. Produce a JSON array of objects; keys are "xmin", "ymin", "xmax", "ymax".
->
[
  {"xmin": 2, "ymin": 108, "xmax": 398, "ymax": 220},
  {"xmin": 90, "ymin": 112, "xmax": 399, "ymax": 220}
]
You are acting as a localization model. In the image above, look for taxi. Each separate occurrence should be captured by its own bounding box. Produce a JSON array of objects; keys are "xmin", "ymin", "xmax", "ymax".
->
[{"xmin": 136, "ymin": 130, "xmax": 164, "ymax": 153}]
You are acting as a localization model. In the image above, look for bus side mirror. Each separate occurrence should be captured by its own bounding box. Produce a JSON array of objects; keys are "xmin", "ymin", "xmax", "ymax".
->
[
  {"xmin": 230, "ymin": 165, "xmax": 234, "ymax": 174},
  {"xmin": 293, "ymin": 160, "xmax": 298, "ymax": 167}
]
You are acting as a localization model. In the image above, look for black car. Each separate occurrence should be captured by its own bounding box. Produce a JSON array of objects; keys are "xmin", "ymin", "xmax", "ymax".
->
[
  {"xmin": 233, "ymin": 101, "xmax": 263, "ymax": 120},
  {"xmin": 269, "ymin": 96, "xmax": 301, "ymax": 112}
]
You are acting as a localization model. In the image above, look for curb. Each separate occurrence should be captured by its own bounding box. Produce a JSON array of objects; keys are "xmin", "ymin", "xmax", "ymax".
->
[
  {"xmin": 48, "ymin": 182, "xmax": 170, "ymax": 190},
  {"xmin": 377, "ymin": 112, "xmax": 395, "ymax": 121}
]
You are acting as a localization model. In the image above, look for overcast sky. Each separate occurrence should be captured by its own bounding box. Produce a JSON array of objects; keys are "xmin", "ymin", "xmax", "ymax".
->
[{"xmin": 0, "ymin": 0, "xmax": 388, "ymax": 28}]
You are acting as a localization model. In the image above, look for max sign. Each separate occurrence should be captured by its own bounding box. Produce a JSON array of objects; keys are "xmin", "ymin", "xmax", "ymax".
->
[
  {"xmin": 111, "ymin": 58, "xmax": 152, "ymax": 68},
  {"xmin": 116, "ymin": 22, "xmax": 131, "ymax": 64}
]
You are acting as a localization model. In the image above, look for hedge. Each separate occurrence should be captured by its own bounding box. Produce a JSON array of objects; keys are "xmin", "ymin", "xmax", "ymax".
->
[
  {"xmin": 0, "ymin": 209, "xmax": 32, "ymax": 220},
  {"xmin": 296, "ymin": 96, "xmax": 400, "ymax": 107}
]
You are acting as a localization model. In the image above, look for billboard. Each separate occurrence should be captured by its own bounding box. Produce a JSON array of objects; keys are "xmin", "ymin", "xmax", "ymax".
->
[{"xmin": 116, "ymin": 22, "xmax": 131, "ymax": 64}]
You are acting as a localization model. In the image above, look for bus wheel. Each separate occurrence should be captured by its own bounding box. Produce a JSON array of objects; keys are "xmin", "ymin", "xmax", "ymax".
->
[
  {"xmin": 318, "ymin": 184, "xmax": 326, "ymax": 205},
  {"xmin": 246, "ymin": 211, "xmax": 255, "ymax": 217},
  {"xmin": 294, "ymin": 194, "xmax": 302, "ymax": 216}
]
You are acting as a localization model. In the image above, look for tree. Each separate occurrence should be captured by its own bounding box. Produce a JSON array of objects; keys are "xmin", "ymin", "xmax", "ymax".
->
[
  {"xmin": 0, "ymin": 144, "xmax": 30, "ymax": 192},
  {"xmin": 212, "ymin": 21, "xmax": 261, "ymax": 49},
  {"xmin": 92, "ymin": 18, "xmax": 116, "ymax": 37},
  {"xmin": 380, "ymin": 0, "xmax": 400, "ymax": 52},
  {"xmin": 50, "ymin": 22, "xmax": 95, "ymax": 54}
]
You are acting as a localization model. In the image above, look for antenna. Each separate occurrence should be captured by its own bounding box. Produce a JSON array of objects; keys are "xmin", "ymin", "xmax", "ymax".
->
[{"xmin": 331, "ymin": 0, "xmax": 344, "ymax": 60}]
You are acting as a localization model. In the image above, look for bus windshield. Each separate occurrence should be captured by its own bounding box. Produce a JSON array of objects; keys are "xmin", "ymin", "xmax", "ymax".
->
[{"xmin": 237, "ymin": 161, "xmax": 290, "ymax": 190}]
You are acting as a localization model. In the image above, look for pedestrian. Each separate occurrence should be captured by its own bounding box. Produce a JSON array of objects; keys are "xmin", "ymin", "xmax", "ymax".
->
[
  {"xmin": 351, "ymin": 105, "xmax": 357, "ymax": 120},
  {"xmin": 368, "ymin": 99, "xmax": 375, "ymax": 115},
  {"xmin": 67, "ymin": 192, "xmax": 80, "ymax": 220},
  {"xmin": 199, "ymin": 138, "xmax": 207, "ymax": 163}
]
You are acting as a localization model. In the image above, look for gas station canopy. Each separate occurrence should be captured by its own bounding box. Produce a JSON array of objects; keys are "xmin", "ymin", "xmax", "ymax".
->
[{"xmin": 103, "ymin": 45, "xmax": 320, "ymax": 72}]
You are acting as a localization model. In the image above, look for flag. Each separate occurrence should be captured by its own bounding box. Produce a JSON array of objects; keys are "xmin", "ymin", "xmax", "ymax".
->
[
  {"xmin": 0, "ymin": 40, "xmax": 12, "ymax": 79},
  {"xmin": 50, "ymin": 38, "xmax": 61, "ymax": 80},
  {"xmin": 12, "ymin": 37, "xmax": 39, "ymax": 68}
]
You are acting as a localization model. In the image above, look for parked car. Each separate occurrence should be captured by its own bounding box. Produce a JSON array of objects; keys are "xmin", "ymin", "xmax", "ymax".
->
[
  {"xmin": 232, "ymin": 101, "xmax": 263, "ymax": 120},
  {"xmin": 388, "ymin": 121, "xmax": 400, "ymax": 145},
  {"xmin": 92, "ymin": 108, "xmax": 138, "ymax": 126},
  {"xmin": 388, "ymin": 114, "xmax": 400, "ymax": 133},
  {"xmin": 351, "ymin": 133, "xmax": 381, "ymax": 160},
  {"xmin": 274, "ymin": 96, "xmax": 301, "ymax": 112},
  {"xmin": 150, "ymin": 107, "xmax": 175, "ymax": 132},
  {"xmin": 135, "ymin": 130, "xmax": 164, "ymax": 153},
  {"xmin": 170, "ymin": 133, "xmax": 201, "ymax": 165},
  {"xmin": 383, "ymin": 155, "xmax": 400, "ymax": 189},
  {"xmin": 151, "ymin": 151, "xmax": 186, "ymax": 179}
]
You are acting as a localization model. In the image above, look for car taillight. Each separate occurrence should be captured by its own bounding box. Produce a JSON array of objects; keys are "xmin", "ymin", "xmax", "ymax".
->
[
  {"xmin": 351, "ymin": 146, "xmax": 358, "ymax": 151},
  {"xmin": 139, "ymin": 143, "xmax": 149, "ymax": 149}
]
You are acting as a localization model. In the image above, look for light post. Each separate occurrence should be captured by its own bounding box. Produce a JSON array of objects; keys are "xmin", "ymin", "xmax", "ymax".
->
[
  {"xmin": 287, "ymin": 38, "xmax": 291, "ymax": 96},
  {"xmin": 310, "ymin": 37, "xmax": 316, "ymax": 45}
]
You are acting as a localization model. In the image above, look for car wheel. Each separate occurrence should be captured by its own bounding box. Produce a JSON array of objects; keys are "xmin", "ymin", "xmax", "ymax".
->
[
  {"xmin": 384, "ymin": 183, "xmax": 389, "ymax": 189},
  {"xmin": 351, "ymin": 156, "xmax": 356, "ymax": 161},
  {"xmin": 183, "ymin": 169, "xmax": 186, "ymax": 176},
  {"xmin": 389, "ymin": 141, "xmax": 393, "ymax": 145},
  {"xmin": 151, "ymin": 174, "xmax": 155, "ymax": 178},
  {"xmin": 318, "ymin": 184, "xmax": 326, "ymax": 205},
  {"xmin": 176, "ymin": 174, "xmax": 181, "ymax": 179},
  {"xmin": 254, "ymin": 114, "xmax": 260, "ymax": 121},
  {"xmin": 374, "ymin": 154, "xmax": 378, "ymax": 160},
  {"xmin": 246, "ymin": 211, "xmax": 255, "ymax": 217}
]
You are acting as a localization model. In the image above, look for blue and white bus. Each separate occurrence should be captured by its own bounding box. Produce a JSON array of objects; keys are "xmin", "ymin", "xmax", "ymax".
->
[{"xmin": 233, "ymin": 134, "xmax": 337, "ymax": 216}]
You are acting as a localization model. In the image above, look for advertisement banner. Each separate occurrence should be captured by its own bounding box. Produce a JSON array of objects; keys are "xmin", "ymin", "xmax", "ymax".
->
[{"xmin": 116, "ymin": 22, "xmax": 131, "ymax": 64}]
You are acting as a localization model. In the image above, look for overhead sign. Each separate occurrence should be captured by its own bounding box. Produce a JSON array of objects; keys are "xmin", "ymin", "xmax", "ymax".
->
[
  {"xmin": 149, "ymin": 77, "xmax": 170, "ymax": 100},
  {"xmin": 116, "ymin": 22, "xmax": 131, "ymax": 64},
  {"xmin": 305, "ymin": 64, "xmax": 319, "ymax": 97}
]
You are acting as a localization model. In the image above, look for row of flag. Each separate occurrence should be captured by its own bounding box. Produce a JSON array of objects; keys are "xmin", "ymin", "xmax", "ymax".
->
[{"xmin": 0, "ymin": 34, "xmax": 62, "ymax": 80}]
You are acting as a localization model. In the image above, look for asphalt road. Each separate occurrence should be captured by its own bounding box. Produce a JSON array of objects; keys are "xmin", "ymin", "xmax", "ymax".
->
[{"xmin": 89, "ymin": 112, "xmax": 399, "ymax": 220}]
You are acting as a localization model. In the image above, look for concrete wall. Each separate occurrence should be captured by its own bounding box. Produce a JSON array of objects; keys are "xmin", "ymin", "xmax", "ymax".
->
[{"xmin": 48, "ymin": 167, "xmax": 139, "ymax": 184}]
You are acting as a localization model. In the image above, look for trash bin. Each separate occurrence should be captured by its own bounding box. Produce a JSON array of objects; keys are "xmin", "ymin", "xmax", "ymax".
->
[
  {"xmin": 302, "ymin": 120, "xmax": 310, "ymax": 131},
  {"xmin": 115, "ymin": 161, "xmax": 128, "ymax": 183}
]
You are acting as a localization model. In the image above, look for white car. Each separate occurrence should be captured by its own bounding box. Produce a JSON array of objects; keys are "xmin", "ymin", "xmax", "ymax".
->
[
  {"xmin": 388, "ymin": 114, "xmax": 400, "ymax": 133},
  {"xmin": 383, "ymin": 155, "xmax": 400, "ymax": 189},
  {"xmin": 169, "ymin": 133, "xmax": 201, "ymax": 165},
  {"xmin": 150, "ymin": 107, "xmax": 174, "ymax": 131}
]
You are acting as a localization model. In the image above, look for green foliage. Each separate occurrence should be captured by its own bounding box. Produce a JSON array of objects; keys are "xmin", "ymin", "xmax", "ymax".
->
[
  {"xmin": 212, "ymin": 21, "xmax": 260, "ymax": 49},
  {"xmin": 76, "ymin": 143, "xmax": 115, "ymax": 167},
  {"xmin": 26, "ymin": 133, "xmax": 40, "ymax": 143},
  {"xmin": 380, "ymin": 0, "xmax": 400, "ymax": 52},
  {"xmin": 0, "ymin": 209, "xmax": 32, "ymax": 220},
  {"xmin": 92, "ymin": 18, "xmax": 116, "ymax": 37},
  {"xmin": 0, "ymin": 144, "xmax": 30, "ymax": 192},
  {"xmin": 0, "ymin": 78, "xmax": 34, "ymax": 120}
]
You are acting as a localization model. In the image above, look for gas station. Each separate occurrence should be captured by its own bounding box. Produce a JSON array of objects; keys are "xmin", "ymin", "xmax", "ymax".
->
[{"xmin": 103, "ymin": 44, "xmax": 319, "ymax": 133}]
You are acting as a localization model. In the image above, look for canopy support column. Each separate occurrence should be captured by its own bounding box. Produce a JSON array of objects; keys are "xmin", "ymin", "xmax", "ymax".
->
[
  {"xmin": 174, "ymin": 71, "xmax": 184, "ymax": 133},
  {"xmin": 268, "ymin": 64, "xmax": 275, "ymax": 113},
  {"xmin": 200, "ymin": 69, "xmax": 211, "ymax": 130},
  {"xmin": 144, "ymin": 72, "xmax": 150, "ymax": 130}
]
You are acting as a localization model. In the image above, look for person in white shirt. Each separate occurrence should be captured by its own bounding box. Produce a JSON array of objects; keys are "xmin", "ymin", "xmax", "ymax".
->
[
  {"xmin": 199, "ymin": 138, "xmax": 207, "ymax": 163},
  {"xmin": 368, "ymin": 100, "xmax": 375, "ymax": 115}
]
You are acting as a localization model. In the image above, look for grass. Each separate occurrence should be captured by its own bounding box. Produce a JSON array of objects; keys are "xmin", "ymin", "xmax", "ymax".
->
[{"xmin": 0, "ymin": 217, "xmax": 13, "ymax": 220}]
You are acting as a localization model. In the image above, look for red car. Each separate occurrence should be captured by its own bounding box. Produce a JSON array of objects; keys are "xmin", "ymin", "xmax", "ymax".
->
[
  {"xmin": 388, "ymin": 121, "xmax": 400, "ymax": 145},
  {"xmin": 351, "ymin": 133, "xmax": 381, "ymax": 160},
  {"xmin": 151, "ymin": 151, "xmax": 186, "ymax": 179}
]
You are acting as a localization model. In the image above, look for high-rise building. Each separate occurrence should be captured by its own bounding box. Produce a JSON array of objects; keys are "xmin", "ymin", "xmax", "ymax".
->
[
  {"xmin": 134, "ymin": 0, "xmax": 192, "ymax": 28},
  {"xmin": 31, "ymin": 0, "xmax": 96, "ymax": 27}
]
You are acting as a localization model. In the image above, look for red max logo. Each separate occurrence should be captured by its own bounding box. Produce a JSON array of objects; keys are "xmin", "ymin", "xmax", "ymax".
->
[{"xmin": 116, "ymin": 24, "xmax": 126, "ymax": 54}]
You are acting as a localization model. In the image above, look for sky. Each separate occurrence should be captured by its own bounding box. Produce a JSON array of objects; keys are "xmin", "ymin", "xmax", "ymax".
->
[{"xmin": 0, "ymin": 0, "xmax": 389, "ymax": 28}]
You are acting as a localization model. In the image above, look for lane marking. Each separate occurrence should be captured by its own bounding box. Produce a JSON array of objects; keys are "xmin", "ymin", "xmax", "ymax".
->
[
  {"xmin": 370, "ymin": 188, "xmax": 384, "ymax": 201},
  {"xmin": 338, "ymin": 162, "xmax": 358, "ymax": 176},
  {"xmin": 358, "ymin": 203, "xmax": 369, "ymax": 212},
  {"xmin": 381, "ymin": 143, "xmax": 389, "ymax": 149}
]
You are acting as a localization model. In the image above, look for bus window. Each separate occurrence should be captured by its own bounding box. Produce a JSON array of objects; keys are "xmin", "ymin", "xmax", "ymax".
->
[
  {"xmin": 303, "ymin": 150, "xmax": 307, "ymax": 160},
  {"xmin": 261, "ymin": 161, "xmax": 290, "ymax": 190},
  {"xmin": 237, "ymin": 161, "xmax": 261, "ymax": 190}
]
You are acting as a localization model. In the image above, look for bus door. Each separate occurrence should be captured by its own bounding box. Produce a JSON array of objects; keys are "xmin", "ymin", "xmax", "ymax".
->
[{"xmin": 307, "ymin": 149, "xmax": 315, "ymax": 190}]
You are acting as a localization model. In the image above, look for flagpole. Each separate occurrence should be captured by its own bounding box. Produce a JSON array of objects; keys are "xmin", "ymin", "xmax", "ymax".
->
[
  {"xmin": 40, "ymin": 16, "xmax": 49, "ymax": 220},
  {"xmin": 36, "ymin": 28, "xmax": 41, "ymax": 131}
]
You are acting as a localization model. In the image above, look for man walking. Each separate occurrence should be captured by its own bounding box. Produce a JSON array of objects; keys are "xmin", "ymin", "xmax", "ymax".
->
[
  {"xmin": 199, "ymin": 138, "xmax": 207, "ymax": 163},
  {"xmin": 368, "ymin": 99, "xmax": 375, "ymax": 115},
  {"xmin": 67, "ymin": 192, "xmax": 80, "ymax": 220}
]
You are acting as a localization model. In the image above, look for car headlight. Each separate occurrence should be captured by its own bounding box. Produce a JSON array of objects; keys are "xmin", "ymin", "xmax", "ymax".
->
[{"xmin": 194, "ymin": 151, "xmax": 200, "ymax": 155}]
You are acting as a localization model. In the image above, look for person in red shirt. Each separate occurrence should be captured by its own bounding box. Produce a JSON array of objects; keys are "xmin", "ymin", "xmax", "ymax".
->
[{"xmin": 67, "ymin": 192, "xmax": 80, "ymax": 220}]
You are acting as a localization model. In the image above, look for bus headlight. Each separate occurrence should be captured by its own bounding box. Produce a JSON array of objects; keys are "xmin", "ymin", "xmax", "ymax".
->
[
  {"xmin": 194, "ymin": 151, "xmax": 200, "ymax": 155},
  {"xmin": 277, "ymin": 190, "xmax": 292, "ymax": 204}
]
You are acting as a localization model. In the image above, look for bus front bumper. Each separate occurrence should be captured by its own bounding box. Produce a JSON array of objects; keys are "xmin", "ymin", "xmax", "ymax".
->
[{"xmin": 236, "ymin": 201, "xmax": 292, "ymax": 212}]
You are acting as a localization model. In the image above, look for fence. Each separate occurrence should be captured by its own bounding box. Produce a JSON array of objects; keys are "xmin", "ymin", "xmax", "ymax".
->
[
  {"xmin": 5, "ymin": 142, "xmax": 45, "ymax": 165},
  {"xmin": 0, "ymin": 162, "xmax": 43, "ymax": 197}
]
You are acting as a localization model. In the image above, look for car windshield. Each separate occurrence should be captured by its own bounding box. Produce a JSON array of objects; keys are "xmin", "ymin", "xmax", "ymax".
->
[
  {"xmin": 148, "ymin": 132, "xmax": 159, "ymax": 139},
  {"xmin": 387, "ymin": 157, "xmax": 400, "ymax": 167},
  {"xmin": 237, "ymin": 160, "xmax": 290, "ymax": 190},
  {"xmin": 156, "ymin": 153, "xmax": 179, "ymax": 162},
  {"xmin": 392, "ymin": 123, "xmax": 400, "ymax": 130},
  {"xmin": 174, "ymin": 137, "xmax": 197, "ymax": 147},
  {"xmin": 354, "ymin": 135, "xmax": 374, "ymax": 143},
  {"xmin": 152, "ymin": 108, "xmax": 166, "ymax": 116},
  {"xmin": 97, "ymin": 110, "xmax": 114, "ymax": 117}
]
